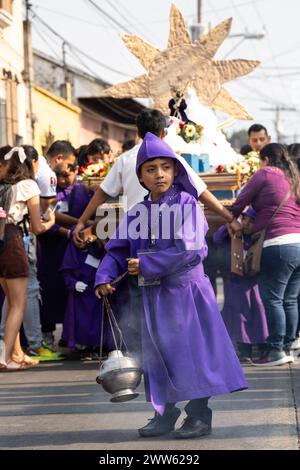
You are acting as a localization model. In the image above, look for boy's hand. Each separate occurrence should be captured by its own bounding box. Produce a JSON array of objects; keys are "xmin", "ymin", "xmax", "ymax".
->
[
  {"xmin": 229, "ymin": 218, "xmax": 242, "ymax": 236},
  {"xmin": 95, "ymin": 283, "xmax": 116, "ymax": 298},
  {"xmin": 127, "ymin": 258, "xmax": 140, "ymax": 276}
]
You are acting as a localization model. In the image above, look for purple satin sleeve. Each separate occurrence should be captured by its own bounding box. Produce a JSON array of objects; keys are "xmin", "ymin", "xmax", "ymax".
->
[
  {"xmin": 231, "ymin": 169, "xmax": 266, "ymax": 217},
  {"xmin": 139, "ymin": 247, "xmax": 200, "ymax": 281},
  {"xmin": 63, "ymin": 270, "xmax": 77, "ymax": 291},
  {"xmin": 212, "ymin": 224, "xmax": 230, "ymax": 245}
]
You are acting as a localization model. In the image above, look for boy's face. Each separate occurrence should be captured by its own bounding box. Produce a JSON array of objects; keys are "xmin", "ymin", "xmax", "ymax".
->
[
  {"xmin": 242, "ymin": 215, "xmax": 255, "ymax": 235},
  {"xmin": 139, "ymin": 157, "xmax": 177, "ymax": 200},
  {"xmin": 57, "ymin": 169, "xmax": 76, "ymax": 188},
  {"xmin": 248, "ymin": 130, "xmax": 270, "ymax": 152}
]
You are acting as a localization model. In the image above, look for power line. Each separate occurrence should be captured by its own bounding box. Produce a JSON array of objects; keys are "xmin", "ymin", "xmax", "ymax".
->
[
  {"xmin": 31, "ymin": 4, "xmax": 109, "ymax": 28},
  {"xmin": 30, "ymin": 8, "xmax": 133, "ymax": 78},
  {"xmin": 104, "ymin": 0, "xmax": 153, "ymax": 42},
  {"xmin": 32, "ymin": 23, "xmax": 62, "ymax": 60},
  {"xmin": 85, "ymin": 0, "xmax": 132, "ymax": 34}
]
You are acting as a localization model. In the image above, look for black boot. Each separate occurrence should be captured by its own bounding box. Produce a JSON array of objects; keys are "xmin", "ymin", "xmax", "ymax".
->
[
  {"xmin": 138, "ymin": 406, "xmax": 181, "ymax": 438},
  {"xmin": 172, "ymin": 398, "xmax": 212, "ymax": 439}
]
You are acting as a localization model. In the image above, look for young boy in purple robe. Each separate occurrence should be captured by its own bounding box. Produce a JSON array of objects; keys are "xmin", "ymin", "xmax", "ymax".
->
[
  {"xmin": 95, "ymin": 132, "xmax": 247, "ymax": 440},
  {"xmin": 61, "ymin": 238, "xmax": 105, "ymax": 357},
  {"xmin": 213, "ymin": 208, "xmax": 269, "ymax": 363},
  {"xmin": 61, "ymin": 238, "xmax": 129, "ymax": 357}
]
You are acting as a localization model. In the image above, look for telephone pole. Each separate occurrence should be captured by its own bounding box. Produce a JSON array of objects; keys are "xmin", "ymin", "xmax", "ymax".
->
[
  {"xmin": 191, "ymin": 0, "xmax": 207, "ymax": 41},
  {"xmin": 197, "ymin": 0, "xmax": 202, "ymax": 23},
  {"xmin": 261, "ymin": 106, "xmax": 297, "ymax": 142},
  {"xmin": 23, "ymin": 0, "xmax": 34, "ymax": 144}
]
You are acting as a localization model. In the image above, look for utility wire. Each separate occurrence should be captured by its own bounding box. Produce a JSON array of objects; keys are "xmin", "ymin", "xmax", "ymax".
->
[
  {"xmin": 32, "ymin": 23, "xmax": 62, "ymax": 60},
  {"xmin": 31, "ymin": 9, "xmax": 133, "ymax": 78},
  {"xmin": 86, "ymin": 0, "xmax": 132, "ymax": 34},
  {"xmin": 104, "ymin": 0, "xmax": 153, "ymax": 42}
]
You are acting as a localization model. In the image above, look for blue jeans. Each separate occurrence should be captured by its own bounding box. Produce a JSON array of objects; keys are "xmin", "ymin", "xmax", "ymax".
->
[
  {"xmin": 0, "ymin": 262, "xmax": 42, "ymax": 350},
  {"xmin": 258, "ymin": 244, "xmax": 300, "ymax": 350}
]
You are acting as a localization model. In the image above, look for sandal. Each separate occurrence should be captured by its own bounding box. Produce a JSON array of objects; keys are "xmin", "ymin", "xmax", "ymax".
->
[
  {"xmin": 0, "ymin": 359, "xmax": 32, "ymax": 372},
  {"xmin": 12, "ymin": 353, "xmax": 39, "ymax": 366}
]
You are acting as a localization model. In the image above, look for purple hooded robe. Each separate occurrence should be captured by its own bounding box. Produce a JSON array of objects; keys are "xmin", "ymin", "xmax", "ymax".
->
[
  {"xmin": 95, "ymin": 132, "xmax": 247, "ymax": 414},
  {"xmin": 213, "ymin": 222, "xmax": 268, "ymax": 344}
]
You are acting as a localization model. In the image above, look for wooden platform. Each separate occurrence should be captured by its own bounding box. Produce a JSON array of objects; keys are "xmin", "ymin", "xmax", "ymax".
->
[{"xmin": 200, "ymin": 172, "xmax": 241, "ymax": 192}]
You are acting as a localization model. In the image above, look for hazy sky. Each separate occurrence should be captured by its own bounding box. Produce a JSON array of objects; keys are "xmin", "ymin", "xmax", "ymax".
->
[{"xmin": 30, "ymin": 0, "xmax": 300, "ymax": 141}]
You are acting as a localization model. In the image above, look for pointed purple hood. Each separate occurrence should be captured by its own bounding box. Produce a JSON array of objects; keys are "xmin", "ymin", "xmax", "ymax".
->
[{"xmin": 136, "ymin": 132, "xmax": 198, "ymax": 199}]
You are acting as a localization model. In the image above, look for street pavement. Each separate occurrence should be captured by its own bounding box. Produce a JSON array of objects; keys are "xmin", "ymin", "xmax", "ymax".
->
[{"xmin": 0, "ymin": 357, "xmax": 299, "ymax": 450}]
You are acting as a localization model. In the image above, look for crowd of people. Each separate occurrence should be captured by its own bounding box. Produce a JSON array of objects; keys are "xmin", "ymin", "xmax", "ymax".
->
[{"xmin": 0, "ymin": 110, "xmax": 299, "ymax": 439}]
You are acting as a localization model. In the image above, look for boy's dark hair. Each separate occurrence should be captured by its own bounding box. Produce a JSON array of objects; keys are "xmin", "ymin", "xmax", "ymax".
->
[
  {"xmin": 88, "ymin": 139, "xmax": 111, "ymax": 156},
  {"xmin": 248, "ymin": 124, "xmax": 268, "ymax": 137},
  {"xmin": 240, "ymin": 144, "xmax": 252, "ymax": 155},
  {"xmin": 122, "ymin": 139, "xmax": 136, "ymax": 152},
  {"xmin": 46, "ymin": 140, "xmax": 76, "ymax": 159},
  {"xmin": 136, "ymin": 109, "xmax": 166, "ymax": 139},
  {"xmin": 75, "ymin": 145, "xmax": 88, "ymax": 167},
  {"xmin": 0, "ymin": 145, "xmax": 35, "ymax": 183}
]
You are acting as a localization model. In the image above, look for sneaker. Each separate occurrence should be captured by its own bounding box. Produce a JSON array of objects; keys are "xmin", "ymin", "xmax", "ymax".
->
[
  {"xmin": 284, "ymin": 349, "xmax": 295, "ymax": 363},
  {"xmin": 237, "ymin": 353, "xmax": 252, "ymax": 364},
  {"xmin": 42, "ymin": 332, "xmax": 56, "ymax": 349},
  {"xmin": 291, "ymin": 338, "xmax": 300, "ymax": 350},
  {"xmin": 27, "ymin": 342, "xmax": 64, "ymax": 362},
  {"xmin": 80, "ymin": 348, "xmax": 93, "ymax": 362},
  {"xmin": 252, "ymin": 349, "xmax": 293, "ymax": 366},
  {"xmin": 138, "ymin": 408, "xmax": 181, "ymax": 438}
]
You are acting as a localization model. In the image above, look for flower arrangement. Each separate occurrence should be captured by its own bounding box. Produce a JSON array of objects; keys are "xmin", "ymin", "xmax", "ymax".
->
[
  {"xmin": 216, "ymin": 151, "xmax": 260, "ymax": 184},
  {"xmin": 79, "ymin": 161, "xmax": 111, "ymax": 180},
  {"xmin": 177, "ymin": 120, "xmax": 203, "ymax": 144}
]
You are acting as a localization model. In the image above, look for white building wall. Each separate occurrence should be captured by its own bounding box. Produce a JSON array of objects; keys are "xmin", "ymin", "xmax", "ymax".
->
[{"xmin": 0, "ymin": 0, "xmax": 28, "ymax": 144}]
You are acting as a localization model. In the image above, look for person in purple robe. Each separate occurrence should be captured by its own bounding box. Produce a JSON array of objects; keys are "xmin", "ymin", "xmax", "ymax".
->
[
  {"xmin": 61, "ymin": 238, "xmax": 129, "ymax": 357},
  {"xmin": 213, "ymin": 208, "xmax": 269, "ymax": 363},
  {"xmin": 38, "ymin": 169, "xmax": 94, "ymax": 347},
  {"xmin": 94, "ymin": 132, "xmax": 247, "ymax": 440},
  {"xmin": 61, "ymin": 239, "xmax": 104, "ymax": 355}
]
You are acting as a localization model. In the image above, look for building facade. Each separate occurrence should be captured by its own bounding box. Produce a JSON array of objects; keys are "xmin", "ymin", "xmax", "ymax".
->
[
  {"xmin": 33, "ymin": 51, "xmax": 144, "ymax": 153},
  {"xmin": 33, "ymin": 85, "xmax": 81, "ymax": 155},
  {"xmin": 0, "ymin": 0, "xmax": 28, "ymax": 146}
]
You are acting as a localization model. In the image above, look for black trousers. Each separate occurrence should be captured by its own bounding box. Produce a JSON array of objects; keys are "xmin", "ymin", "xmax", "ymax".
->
[{"xmin": 165, "ymin": 397, "xmax": 210, "ymax": 419}]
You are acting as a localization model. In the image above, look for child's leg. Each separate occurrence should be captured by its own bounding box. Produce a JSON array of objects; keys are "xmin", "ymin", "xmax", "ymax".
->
[
  {"xmin": 172, "ymin": 397, "xmax": 212, "ymax": 439},
  {"xmin": 237, "ymin": 342, "xmax": 252, "ymax": 361}
]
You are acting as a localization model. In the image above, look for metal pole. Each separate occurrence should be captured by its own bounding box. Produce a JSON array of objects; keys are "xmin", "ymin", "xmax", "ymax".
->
[
  {"xmin": 197, "ymin": 0, "xmax": 202, "ymax": 23},
  {"xmin": 23, "ymin": 0, "xmax": 34, "ymax": 144}
]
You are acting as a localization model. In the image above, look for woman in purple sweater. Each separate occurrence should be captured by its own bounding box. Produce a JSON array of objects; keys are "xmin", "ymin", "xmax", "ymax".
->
[{"xmin": 231, "ymin": 143, "xmax": 300, "ymax": 366}]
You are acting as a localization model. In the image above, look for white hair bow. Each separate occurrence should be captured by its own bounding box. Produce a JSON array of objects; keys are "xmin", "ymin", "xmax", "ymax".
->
[{"xmin": 4, "ymin": 147, "xmax": 27, "ymax": 164}]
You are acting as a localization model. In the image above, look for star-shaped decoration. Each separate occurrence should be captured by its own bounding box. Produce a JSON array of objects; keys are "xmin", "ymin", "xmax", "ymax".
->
[{"xmin": 100, "ymin": 4, "xmax": 260, "ymax": 119}]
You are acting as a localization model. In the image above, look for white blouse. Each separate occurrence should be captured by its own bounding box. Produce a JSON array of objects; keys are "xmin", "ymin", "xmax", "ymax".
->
[{"xmin": 7, "ymin": 179, "xmax": 40, "ymax": 225}]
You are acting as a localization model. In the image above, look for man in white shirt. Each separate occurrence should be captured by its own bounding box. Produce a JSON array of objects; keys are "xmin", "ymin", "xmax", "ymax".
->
[
  {"xmin": 73, "ymin": 109, "xmax": 237, "ymax": 245},
  {"xmin": 37, "ymin": 140, "xmax": 76, "ymax": 213}
]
